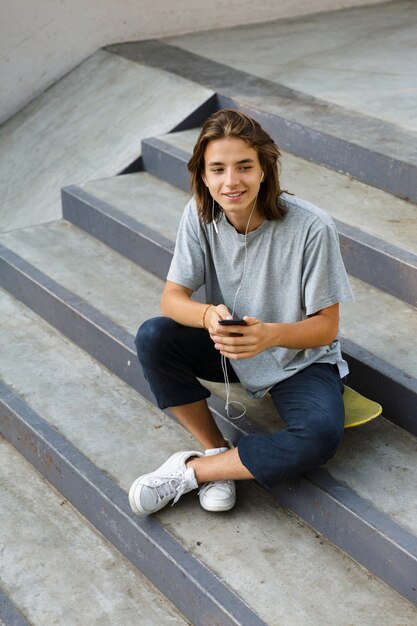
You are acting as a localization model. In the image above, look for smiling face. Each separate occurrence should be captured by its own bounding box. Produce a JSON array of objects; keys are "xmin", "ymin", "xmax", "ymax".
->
[{"xmin": 202, "ymin": 137, "xmax": 264, "ymax": 232}]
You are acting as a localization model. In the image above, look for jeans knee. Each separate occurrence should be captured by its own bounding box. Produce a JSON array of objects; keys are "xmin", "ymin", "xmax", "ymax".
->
[
  {"xmin": 135, "ymin": 317, "xmax": 171, "ymax": 367},
  {"xmin": 308, "ymin": 416, "xmax": 344, "ymax": 464}
]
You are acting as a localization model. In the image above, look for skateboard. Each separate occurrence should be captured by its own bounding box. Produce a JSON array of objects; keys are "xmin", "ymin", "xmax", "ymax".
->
[{"xmin": 343, "ymin": 385, "xmax": 382, "ymax": 428}]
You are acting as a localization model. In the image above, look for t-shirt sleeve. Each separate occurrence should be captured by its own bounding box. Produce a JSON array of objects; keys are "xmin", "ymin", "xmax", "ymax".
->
[
  {"xmin": 166, "ymin": 199, "xmax": 206, "ymax": 292},
  {"xmin": 302, "ymin": 219, "xmax": 353, "ymax": 316}
]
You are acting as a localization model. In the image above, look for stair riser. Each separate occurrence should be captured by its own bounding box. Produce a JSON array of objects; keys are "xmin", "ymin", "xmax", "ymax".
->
[
  {"xmin": 60, "ymin": 197, "xmax": 417, "ymax": 438},
  {"xmin": 62, "ymin": 187, "xmax": 207, "ymax": 302},
  {"xmin": 2, "ymin": 245, "xmax": 417, "ymax": 605},
  {"xmin": 337, "ymin": 221, "xmax": 417, "ymax": 309},
  {"xmin": 61, "ymin": 187, "xmax": 174, "ymax": 280},
  {"xmin": 343, "ymin": 337, "xmax": 417, "ymax": 437},
  {"xmin": 218, "ymin": 94, "xmax": 417, "ymax": 205},
  {"xmin": 141, "ymin": 139, "xmax": 190, "ymax": 193},
  {"xmin": 0, "ymin": 383, "xmax": 266, "ymax": 626},
  {"xmin": 269, "ymin": 471, "xmax": 417, "ymax": 606},
  {"xmin": 141, "ymin": 138, "xmax": 417, "ymax": 308}
]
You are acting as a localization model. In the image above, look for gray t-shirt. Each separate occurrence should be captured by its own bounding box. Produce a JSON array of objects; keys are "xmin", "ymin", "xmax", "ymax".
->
[{"xmin": 167, "ymin": 194, "xmax": 353, "ymax": 398}]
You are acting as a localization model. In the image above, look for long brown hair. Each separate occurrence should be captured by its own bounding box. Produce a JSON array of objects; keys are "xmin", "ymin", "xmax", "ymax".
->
[{"xmin": 188, "ymin": 109, "xmax": 287, "ymax": 223}]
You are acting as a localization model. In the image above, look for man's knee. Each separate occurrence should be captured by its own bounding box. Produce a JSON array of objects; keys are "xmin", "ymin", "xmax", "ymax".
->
[
  {"xmin": 306, "ymin": 414, "xmax": 344, "ymax": 465},
  {"xmin": 135, "ymin": 317, "xmax": 173, "ymax": 366}
]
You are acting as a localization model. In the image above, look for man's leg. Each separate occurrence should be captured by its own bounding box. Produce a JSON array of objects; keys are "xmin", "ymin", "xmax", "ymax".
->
[
  {"xmin": 131, "ymin": 316, "xmax": 240, "ymax": 514},
  {"xmin": 135, "ymin": 316, "xmax": 239, "ymax": 448},
  {"xmin": 170, "ymin": 400, "xmax": 228, "ymax": 450},
  {"xmin": 133, "ymin": 323, "xmax": 344, "ymax": 512},
  {"xmin": 187, "ymin": 447, "xmax": 254, "ymax": 481},
  {"xmin": 188, "ymin": 363, "xmax": 344, "ymax": 486},
  {"xmin": 237, "ymin": 363, "xmax": 345, "ymax": 488}
]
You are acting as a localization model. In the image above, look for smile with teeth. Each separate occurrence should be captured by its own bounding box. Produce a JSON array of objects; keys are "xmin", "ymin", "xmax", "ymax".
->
[{"xmin": 224, "ymin": 191, "xmax": 245, "ymax": 198}]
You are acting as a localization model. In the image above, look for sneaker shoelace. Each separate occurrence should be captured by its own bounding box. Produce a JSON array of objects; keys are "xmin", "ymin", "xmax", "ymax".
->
[
  {"xmin": 172, "ymin": 475, "xmax": 194, "ymax": 505},
  {"xmin": 149, "ymin": 474, "xmax": 192, "ymax": 506}
]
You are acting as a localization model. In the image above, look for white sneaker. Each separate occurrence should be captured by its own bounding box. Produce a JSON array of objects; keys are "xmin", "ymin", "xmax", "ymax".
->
[
  {"xmin": 129, "ymin": 450, "xmax": 203, "ymax": 515},
  {"xmin": 198, "ymin": 445, "xmax": 236, "ymax": 512}
]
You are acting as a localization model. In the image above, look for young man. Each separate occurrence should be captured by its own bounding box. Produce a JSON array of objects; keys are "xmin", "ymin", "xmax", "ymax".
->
[{"xmin": 129, "ymin": 109, "xmax": 353, "ymax": 516}]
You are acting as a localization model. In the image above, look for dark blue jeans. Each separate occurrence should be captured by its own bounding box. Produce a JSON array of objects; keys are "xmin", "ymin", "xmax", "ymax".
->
[{"xmin": 136, "ymin": 317, "xmax": 345, "ymax": 488}]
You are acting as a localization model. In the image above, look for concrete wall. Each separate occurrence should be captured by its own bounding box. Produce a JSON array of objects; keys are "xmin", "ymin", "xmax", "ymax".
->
[{"xmin": 1, "ymin": 0, "xmax": 388, "ymax": 125}]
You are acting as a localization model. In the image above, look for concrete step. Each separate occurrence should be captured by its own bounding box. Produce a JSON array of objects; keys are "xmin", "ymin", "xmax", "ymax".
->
[
  {"xmin": 1, "ymin": 289, "xmax": 417, "ymax": 625},
  {"xmin": 60, "ymin": 173, "xmax": 417, "ymax": 437},
  {"xmin": 141, "ymin": 128, "xmax": 417, "ymax": 308},
  {"xmin": 108, "ymin": 0, "xmax": 417, "ymax": 205},
  {"xmin": 1, "ymin": 221, "xmax": 417, "ymax": 603},
  {"xmin": 0, "ymin": 48, "xmax": 215, "ymax": 233},
  {"xmin": 0, "ymin": 436, "xmax": 190, "ymax": 626}
]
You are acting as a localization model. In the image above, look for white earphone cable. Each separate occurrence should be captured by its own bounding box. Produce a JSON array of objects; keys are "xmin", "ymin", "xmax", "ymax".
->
[{"xmin": 211, "ymin": 196, "xmax": 258, "ymax": 420}]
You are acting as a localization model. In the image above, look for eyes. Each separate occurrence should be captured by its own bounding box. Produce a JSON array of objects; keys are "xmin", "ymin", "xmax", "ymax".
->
[{"xmin": 209, "ymin": 165, "xmax": 254, "ymax": 174}]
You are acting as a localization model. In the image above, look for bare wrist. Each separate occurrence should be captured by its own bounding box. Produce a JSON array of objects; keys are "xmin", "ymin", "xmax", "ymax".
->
[{"xmin": 266, "ymin": 322, "xmax": 281, "ymax": 349}]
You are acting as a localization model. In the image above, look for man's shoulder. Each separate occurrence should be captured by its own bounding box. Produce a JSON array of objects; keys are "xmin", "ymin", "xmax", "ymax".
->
[
  {"xmin": 178, "ymin": 196, "xmax": 203, "ymax": 233},
  {"xmin": 280, "ymin": 193, "xmax": 335, "ymax": 230},
  {"xmin": 183, "ymin": 195, "xmax": 198, "ymax": 217}
]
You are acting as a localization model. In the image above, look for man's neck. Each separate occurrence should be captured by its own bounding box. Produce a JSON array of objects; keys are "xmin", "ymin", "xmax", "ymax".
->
[{"xmin": 226, "ymin": 212, "xmax": 264, "ymax": 234}]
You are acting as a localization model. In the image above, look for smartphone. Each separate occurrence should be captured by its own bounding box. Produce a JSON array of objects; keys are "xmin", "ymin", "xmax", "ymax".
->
[{"xmin": 219, "ymin": 319, "xmax": 247, "ymax": 326}]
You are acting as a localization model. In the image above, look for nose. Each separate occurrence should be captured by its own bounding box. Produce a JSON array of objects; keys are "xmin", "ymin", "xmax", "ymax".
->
[{"xmin": 224, "ymin": 168, "xmax": 240, "ymax": 188}]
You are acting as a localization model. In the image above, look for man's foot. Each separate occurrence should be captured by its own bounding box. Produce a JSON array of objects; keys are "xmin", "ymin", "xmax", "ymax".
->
[
  {"xmin": 198, "ymin": 445, "xmax": 236, "ymax": 512},
  {"xmin": 129, "ymin": 450, "xmax": 203, "ymax": 515}
]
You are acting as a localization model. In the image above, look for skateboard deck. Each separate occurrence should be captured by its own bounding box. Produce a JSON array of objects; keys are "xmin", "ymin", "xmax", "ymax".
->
[{"xmin": 343, "ymin": 385, "xmax": 382, "ymax": 428}]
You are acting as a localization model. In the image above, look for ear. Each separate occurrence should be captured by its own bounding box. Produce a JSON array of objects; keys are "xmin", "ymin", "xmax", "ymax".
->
[
  {"xmin": 260, "ymin": 171, "xmax": 265, "ymax": 182},
  {"xmin": 202, "ymin": 174, "xmax": 208, "ymax": 187}
]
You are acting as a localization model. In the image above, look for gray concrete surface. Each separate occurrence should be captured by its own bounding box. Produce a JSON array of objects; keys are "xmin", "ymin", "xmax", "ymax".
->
[
  {"xmin": 0, "ymin": 435, "xmax": 189, "ymax": 626},
  {"xmin": 4, "ymin": 0, "xmax": 383, "ymax": 126},
  {"xmin": 1, "ymin": 220, "xmax": 417, "ymax": 537},
  {"xmin": 165, "ymin": 0, "xmax": 417, "ymax": 134},
  {"xmin": 1, "ymin": 289, "xmax": 417, "ymax": 625},
  {"xmin": 0, "ymin": 50, "xmax": 213, "ymax": 233}
]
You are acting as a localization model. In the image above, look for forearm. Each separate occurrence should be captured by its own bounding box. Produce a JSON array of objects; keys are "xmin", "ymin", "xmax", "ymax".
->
[
  {"xmin": 264, "ymin": 314, "xmax": 338, "ymax": 350},
  {"xmin": 161, "ymin": 284, "xmax": 214, "ymax": 329}
]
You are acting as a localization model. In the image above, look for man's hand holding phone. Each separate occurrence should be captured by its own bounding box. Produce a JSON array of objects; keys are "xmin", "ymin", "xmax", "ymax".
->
[
  {"xmin": 213, "ymin": 315, "xmax": 274, "ymax": 360},
  {"xmin": 217, "ymin": 317, "xmax": 247, "ymax": 338}
]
